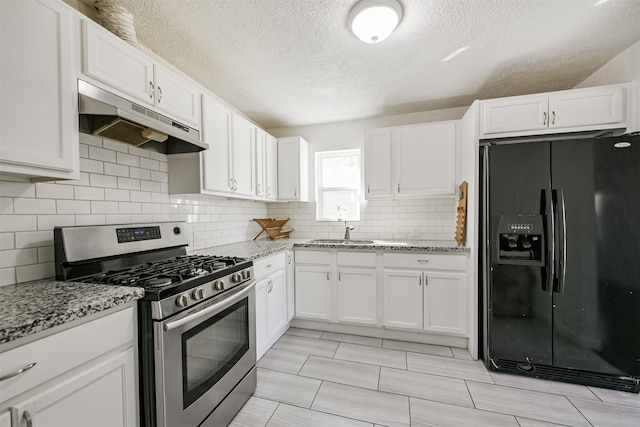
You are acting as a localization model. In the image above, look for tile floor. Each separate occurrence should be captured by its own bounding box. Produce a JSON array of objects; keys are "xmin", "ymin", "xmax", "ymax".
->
[{"xmin": 229, "ymin": 328, "xmax": 640, "ymax": 427}]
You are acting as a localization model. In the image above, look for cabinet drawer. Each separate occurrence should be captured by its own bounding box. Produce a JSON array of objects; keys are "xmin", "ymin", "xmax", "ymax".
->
[
  {"xmin": 337, "ymin": 251, "xmax": 376, "ymax": 267},
  {"xmin": 253, "ymin": 253, "xmax": 286, "ymax": 278},
  {"xmin": 0, "ymin": 306, "xmax": 134, "ymax": 403},
  {"xmin": 383, "ymin": 253, "xmax": 466, "ymax": 271},
  {"xmin": 295, "ymin": 250, "xmax": 332, "ymax": 265}
]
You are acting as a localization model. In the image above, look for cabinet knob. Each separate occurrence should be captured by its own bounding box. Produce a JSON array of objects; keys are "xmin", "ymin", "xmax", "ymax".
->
[
  {"xmin": 551, "ymin": 111, "xmax": 556, "ymax": 125},
  {"xmin": 543, "ymin": 111, "xmax": 547, "ymax": 126},
  {"xmin": 149, "ymin": 81, "xmax": 154, "ymax": 100},
  {"xmin": 157, "ymin": 85, "xmax": 163, "ymax": 102}
]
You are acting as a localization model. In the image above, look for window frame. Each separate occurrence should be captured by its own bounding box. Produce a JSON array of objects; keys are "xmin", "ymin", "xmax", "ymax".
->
[{"xmin": 315, "ymin": 149, "xmax": 362, "ymax": 222}]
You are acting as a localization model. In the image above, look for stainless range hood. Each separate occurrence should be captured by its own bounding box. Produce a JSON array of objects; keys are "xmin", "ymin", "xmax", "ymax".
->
[{"xmin": 78, "ymin": 80, "xmax": 207, "ymax": 153}]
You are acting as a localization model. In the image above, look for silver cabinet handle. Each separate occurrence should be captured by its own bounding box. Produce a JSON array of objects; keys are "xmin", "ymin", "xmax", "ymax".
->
[
  {"xmin": 338, "ymin": 271, "xmax": 341, "ymax": 281},
  {"xmin": 417, "ymin": 259, "xmax": 430, "ymax": 264},
  {"xmin": 294, "ymin": 188, "xmax": 297, "ymax": 198},
  {"xmin": 0, "ymin": 362, "xmax": 36, "ymax": 382},
  {"xmin": 326, "ymin": 271, "xmax": 329, "ymax": 280},
  {"xmin": 23, "ymin": 410, "xmax": 33, "ymax": 427},
  {"xmin": 397, "ymin": 183, "xmax": 400, "ymax": 193},
  {"xmin": 268, "ymin": 280, "xmax": 273, "ymax": 293},
  {"xmin": 424, "ymin": 276, "xmax": 428, "ymax": 286},
  {"xmin": 149, "ymin": 81, "xmax": 154, "ymax": 100},
  {"xmin": 287, "ymin": 254, "xmax": 291, "ymax": 264},
  {"xmin": 258, "ymin": 183, "xmax": 262, "ymax": 193},
  {"xmin": 543, "ymin": 111, "xmax": 547, "ymax": 126},
  {"xmin": 266, "ymin": 264, "xmax": 272, "ymax": 268},
  {"xmin": 419, "ymin": 276, "xmax": 422, "ymax": 286},
  {"xmin": 551, "ymin": 111, "xmax": 556, "ymax": 125},
  {"xmin": 157, "ymin": 85, "xmax": 163, "ymax": 103},
  {"xmin": 367, "ymin": 185, "xmax": 370, "ymax": 194}
]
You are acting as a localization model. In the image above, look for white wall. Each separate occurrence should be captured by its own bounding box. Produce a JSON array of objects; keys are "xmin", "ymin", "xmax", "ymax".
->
[
  {"xmin": 0, "ymin": 133, "xmax": 267, "ymax": 286},
  {"xmin": 266, "ymin": 107, "xmax": 468, "ymax": 241}
]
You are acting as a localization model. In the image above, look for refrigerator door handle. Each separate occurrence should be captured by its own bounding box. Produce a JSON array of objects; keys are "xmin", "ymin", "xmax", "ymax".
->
[
  {"xmin": 545, "ymin": 188, "xmax": 555, "ymax": 292},
  {"xmin": 555, "ymin": 188, "xmax": 567, "ymax": 294}
]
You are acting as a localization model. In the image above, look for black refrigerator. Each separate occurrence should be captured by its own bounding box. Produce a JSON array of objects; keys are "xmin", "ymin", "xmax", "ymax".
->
[{"xmin": 480, "ymin": 134, "xmax": 640, "ymax": 392}]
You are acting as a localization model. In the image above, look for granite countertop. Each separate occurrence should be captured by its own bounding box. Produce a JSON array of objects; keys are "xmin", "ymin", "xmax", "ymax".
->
[
  {"xmin": 0, "ymin": 280, "xmax": 144, "ymax": 346},
  {"xmin": 195, "ymin": 238, "xmax": 468, "ymax": 260}
]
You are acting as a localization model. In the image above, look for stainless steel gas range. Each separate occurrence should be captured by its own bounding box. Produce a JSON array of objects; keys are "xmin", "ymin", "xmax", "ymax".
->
[{"xmin": 54, "ymin": 222, "xmax": 256, "ymax": 427}]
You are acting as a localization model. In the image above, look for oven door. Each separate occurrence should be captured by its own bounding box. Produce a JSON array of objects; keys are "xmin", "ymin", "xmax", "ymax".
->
[{"xmin": 155, "ymin": 281, "xmax": 256, "ymax": 427}]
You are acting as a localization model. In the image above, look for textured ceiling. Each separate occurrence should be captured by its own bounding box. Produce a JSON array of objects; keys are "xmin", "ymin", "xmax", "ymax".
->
[{"xmin": 82, "ymin": 0, "xmax": 640, "ymax": 128}]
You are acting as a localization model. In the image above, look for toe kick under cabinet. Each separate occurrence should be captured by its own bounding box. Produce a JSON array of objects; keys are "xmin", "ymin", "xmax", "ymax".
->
[{"xmin": 294, "ymin": 249, "xmax": 469, "ymax": 338}]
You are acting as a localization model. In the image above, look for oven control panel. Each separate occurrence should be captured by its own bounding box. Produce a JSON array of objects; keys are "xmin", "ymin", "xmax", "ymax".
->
[{"xmin": 116, "ymin": 226, "xmax": 161, "ymax": 243}]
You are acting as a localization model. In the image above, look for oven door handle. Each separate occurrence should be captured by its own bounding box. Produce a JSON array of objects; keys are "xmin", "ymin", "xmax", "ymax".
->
[{"xmin": 163, "ymin": 281, "xmax": 255, "ymax": 332}]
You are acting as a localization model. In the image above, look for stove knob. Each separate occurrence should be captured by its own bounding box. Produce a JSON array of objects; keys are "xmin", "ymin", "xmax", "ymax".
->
[
  {"xmin": 213, "ymin": 281, "xmax": 225, "ymax": 291},
  {"xmin": 176, "ymin": 294, "xmax": 189, "ymax": 307},
  {"xmin": 192, "ymin": 288, "xmax": 205, "ymax": 300},
  {"xmin": 242, "ymin": 270, "xmax": 251, "ymax": 280},
  {"xmin": 232, "ymin": 273, "xmax": 242, "ymax": 283}
]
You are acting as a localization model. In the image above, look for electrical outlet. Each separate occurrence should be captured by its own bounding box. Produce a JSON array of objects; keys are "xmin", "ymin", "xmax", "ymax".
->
[{"xmin": 410, "ymin": 228, "xmax": 420, "ymax": 240}]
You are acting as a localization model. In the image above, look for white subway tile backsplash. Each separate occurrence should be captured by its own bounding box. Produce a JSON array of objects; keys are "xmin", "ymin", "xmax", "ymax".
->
[
  {"xmin": 141, "ymin": 180, "xmax": 161, "ymax": 192},
  {"xmin": 0, "ymin": 215, "xmax": 37, "ymax": 232},
  {"xmin": 0, "ymin": 248, "xmax": 38, "ymax": 268},
  {"xmin": 79, "ymin": 143, "xmax": 89, "ymax": 158},
  {"xmin": 0, "ymin": 268, "xmax": 16, "ymax": 286},
  {"xmin": 149, "ymin": 151, "xmax": 168, "ymax": 162},
  {"xmin": 140, "ymin": 157, "xmax": 160, "ymax": 171},
  {"xmin": 0, "ymin": 198, "xmax": 13, "ymax": 214},
  {"xmin": 129, "ymin": 167, "xmax": 151, "ymax": 180},
  {"xmin": 75, "ymin": 186, "xmax": 105, "ymax": 201},
  {"xmin": 0, "ymin": 233, "xmax": 14, "ymax": 250},
  {"xmin": 102, "ymin": 138, "xmax": 129, "ymax": 153},
  {"xmin": 14, "ymin": 198, "xmax": 56, "ymax": 215},
  {"xmin": 130, "ymin": 191, "xmax": 152, "ymax": 203},
  {"xmin": 38, "ymin": 246, "xmax": 54, "ymax": 263},
  {"xmin": 116, "ymin": 152, "xmax": 140, "ymax": 167},
  {"xmin": 75, "ymin": 214, "xmax": 106, "ymax": 226},
  {"xmin": 104, "ymin": 188, "xmax": 130, "ymax": 202},
  {"xmin": 128, "ymin": 145, "xmax": 150, "ymax": 158},
  {"xmin": 141, "ymin": 203, "xmax": 162, "ymax": 214},
  {"xmin": 15, "ymin": 231, "xmax": 53, "ymax": 249},
  {"xmin": 89, "ymin": 173, "xmax": 118, "ymax": 188},
  {"xmin": 91, "ymin": 201, "xmax": 119, "ymax": 214},
  {"xmin": 150, "ymin": 171, "xmax": 168, "ymax": 183},
  {"xmin": 37, "ymin": 214, "xmax": 74, "ymax": 230},
  {"xmin": 89, "ymin": 146, "xmax": 117, "ymax": 163},
  {"xmin": 79, "ymin": 132, "xmax": 102, "ymax": 147},
  {"xmin": 17, "ymin": 262, "xmax": 54, "ymax": 283},
  {"xmin": 105, "ymin": 214, "xmax": 132, "ymax": 224},
  {"xmin": 104, "ymin": 162, "xmax": 130, "ymax": 177},
  {"xmin": 80, "ymin": 158, "xmax": 104, "ymax": 174},
  {"xmin": 35, "ymin": 183, "xmax": 74, "ymax": 200},
  {"xmin": 56, "ymin": 200, "xmax": 91, "ymax": 215},
  {"xmin": 118, "ymin": 202, "xmax": 142, "ymax": 214},
  {"xmin": 0, "ymin": 181, "xmax": 35, "ymax": 198},
  {"xmin": 117, "ymin": 177, "xmax": 141, "ymax": 191}
]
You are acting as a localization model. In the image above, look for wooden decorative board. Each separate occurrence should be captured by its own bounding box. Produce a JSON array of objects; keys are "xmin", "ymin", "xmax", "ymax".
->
[
  {"xmin": 455, "ymin": 181, "xmax": 468, "ymax": 245},
  {"xmin": 253, "ymin": 218, "xmax": 293, "ymax": 240}
]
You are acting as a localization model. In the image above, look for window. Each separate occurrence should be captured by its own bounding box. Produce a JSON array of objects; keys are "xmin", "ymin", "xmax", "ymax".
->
[{"xmin": 316, "ymin": 149, "xmax": 361, "ymax": 221}]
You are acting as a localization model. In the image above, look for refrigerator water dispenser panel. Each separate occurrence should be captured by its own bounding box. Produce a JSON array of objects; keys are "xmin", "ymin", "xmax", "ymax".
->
[{"xmin": 492, "ymin": 214, "xmax": 544, "ymax": 266}]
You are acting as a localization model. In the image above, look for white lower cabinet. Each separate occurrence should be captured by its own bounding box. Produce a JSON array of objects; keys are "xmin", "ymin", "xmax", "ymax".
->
[
  {"xmin": 294, "ymin": 265, "xmax": 332, "ymax": 321},
  {"xmin": 382, "ymin": 270, "xmax": 423, "ymax": 330},
  {"xmin": 10, "ymin": 348, "xmax": 136, "ymax": 427},
  {"xmin": 337, "ymin": 268, "xmax": 377, "ymax": 325},
  {"xmin": 254, "ymin": 254, "xmax": 290, "ymax": 359},
  {"xmin": 285, "ymin": 250, "xmax": 295, "ymax": 321},
  {"xmin": 382, "ymin": 253, "xmax": 468, "ymax": 336},
  {"xmin": 0, "ymin": 411, "xmax": 10, "ymax": 427},
  {"xmin": 0, "ymin": 306, "xmax": 137, "ymax": 427}
]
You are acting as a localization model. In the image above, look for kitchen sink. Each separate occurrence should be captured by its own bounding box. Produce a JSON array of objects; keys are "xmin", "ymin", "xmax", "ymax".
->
[{"xmin": 309, "ymin": 239, "xmax": 375, "ymax": 245}]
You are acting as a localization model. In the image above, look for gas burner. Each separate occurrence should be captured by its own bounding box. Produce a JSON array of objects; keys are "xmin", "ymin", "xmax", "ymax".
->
[{"xmin": 146, "ymin": 277, "xmax": 173, "ymax": 288}]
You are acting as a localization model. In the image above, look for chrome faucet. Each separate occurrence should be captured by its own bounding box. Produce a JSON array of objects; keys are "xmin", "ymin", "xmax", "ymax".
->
[{"xmin": 344, "ymin": 222, "xmax": 355, "ymax": 240}]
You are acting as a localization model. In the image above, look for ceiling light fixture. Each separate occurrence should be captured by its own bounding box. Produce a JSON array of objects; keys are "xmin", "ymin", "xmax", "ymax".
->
[{"xmin": 349, "ymin": 0, "xmax": 403, "ymax": 44}]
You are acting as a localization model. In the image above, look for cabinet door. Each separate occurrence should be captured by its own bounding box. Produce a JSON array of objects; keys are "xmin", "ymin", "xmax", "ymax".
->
[
  {"xmin": 265, "ymin": 134, "xmax": 279, "ymax": 200},
  {"xmin": 267, "ymin": 271, "xmax": 288, "ymax": 338},
  {"xmin": 153, "ymin": 64, "xmax": 201, "ymax": 127},
  {"xmin": 0, "ymin": 411, "xmax": 9, "ymax": 427},
  {"xmin": 277, "ymin": 137, "xmax": 300, "ymax": 200},
  {"xmin": 231, "ymin": 114, "xmax": 256, "ymax": 196},
  {"xmin": 548, "ymin": 86, "xmax": 625, "ymax": 130},
  {"xmin": 11, "ymin": 348, "xmax": 137, "ymax": 427},
  {"xmin": 0, "ymin": 0, "xmax": 78, "ymax": 179},
  {"xmin": 295, "ymin": 266, "xmax": 332, "ymax": 320},
  {"xmin": 480, "ymin": 95, "xmax": 548, "ymax": 135},
  {"xmin": 382, "ymin": 270, "xmax": 423, "ymax": 330},
  {"xmin": 423, "ymin": 272, "xmax": 467, "ymax": 335},
  {"xmin": 201, "ymin": 95, "xmax": 233, "ymax": 193},
  {"xmin": 82, "ymin": 19, "xmax": 154, "ymax": 104},
  {"xmin": 255, "ymin": 279, "xmax": 269, "ymax": 359},
  {"xmin": 285, "ymin": 251, "xmax": 295, "ymax": 321},
  {"xmin": 394, "ymin": 122, "xmax": 456, "ymax": 196},
  {"xmin": 364, "ymin": 128, "xmax": 392, "ymax": 198},
  {"xmin": 337, "ymin": 268, "xmax": 377, "ymax": 325},
  {"xmin": 255, "ymin": 129, "xmax": 267, "ymax": 198}
]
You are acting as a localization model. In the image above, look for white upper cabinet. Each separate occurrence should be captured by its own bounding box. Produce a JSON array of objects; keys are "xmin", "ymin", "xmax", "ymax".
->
[
  {"xmin": 201, "ymin": 95, "xmax": 233, "ymax": 193},
  {"xmin": 480, "ymin": 84, "xmax": 627, "ymax": 138},
  {"xmin": 364, "ymin": 121, "xmax": 457, "ymax": 199},
  {"xmin": 364, "ymin": 128, "xmax": 393, "ymax": 198},
  {"xmin": 0, "ymin": 0, "xmax": 79, "ymax": 180},
  {"xmin": 277, "ymin": 136, "xmax": 309, "ymax": 202},
  {"xmin": 255, "ymin": 130, "xmax": 278, "ymax": 200},
  {"xmin": 394, "ymin": 122, "xmax": 456, "ymax": 197},
  {"xmin": 231, "ymin": 113, "xmax": 256, "ymax": 196},
  {"xmin": 81, "ymin": 18, "xmax": 201, "ymax": 128}
]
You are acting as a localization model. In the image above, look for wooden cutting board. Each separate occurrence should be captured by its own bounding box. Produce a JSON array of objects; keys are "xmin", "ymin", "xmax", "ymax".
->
[{"xmin": 455, "ymin": 182, "xmax": 468, "ymax": 245}]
